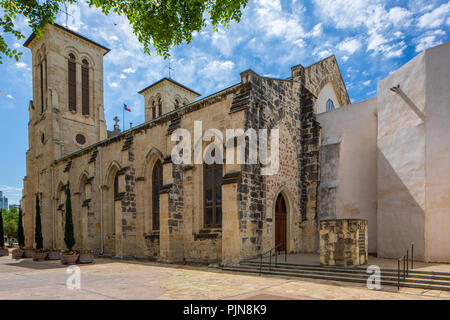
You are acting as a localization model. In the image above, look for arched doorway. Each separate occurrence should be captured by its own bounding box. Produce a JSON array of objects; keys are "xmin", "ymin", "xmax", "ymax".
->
[{"xmin": 275, "ymin": 194, "xmax": 287, "ymax": 251}]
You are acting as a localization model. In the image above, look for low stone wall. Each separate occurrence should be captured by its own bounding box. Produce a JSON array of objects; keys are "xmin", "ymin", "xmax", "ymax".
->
[{"xmin": 320, "ymin": 219, "xmax": 368, "ymax": 267}]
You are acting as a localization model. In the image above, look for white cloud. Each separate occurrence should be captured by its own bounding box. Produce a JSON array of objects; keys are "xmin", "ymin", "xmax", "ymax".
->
[
  {"xmin": 417, "ymin": 3, "xmax": 450, "ymax": 29},
  {"xmin": 109, "ymin": 82, "xmax": 119, "ymax": 88},
  {"xmin": 314, "ymin": 48, "xmax": 333, "ymax": 59},
  {"xmin": 7, "ymin": 94, "xmax": 14, "ymax": 100},
  {"xmin": 255, "ymin": 0, "xmax": 305, "ymax": 42},
  {"xmin": 120, "ymin": 74, "xmax": 127, "ymax": 79},
  {"xmin": 337, "ymin": 38, "xmax": 362, "ymax": 55},
  {"xmin": 123, "ymin": 68, "xmax": 136, "ymax": 74},
  {"xmin": 308, "ymin": 23, "xmax": 323, "ymax": 37},
  {"xmin": 387, "ymin": 7, "xmax": 412, "ymax": 26},
  {"xmin": 363, "ymin": 80, "xmax": 371, "ymax": 86},
  {"xmin": 416, "ymin": 35, "xmax": 443, "ymax": 52},
  {"xmin": 16, "ymin": 62, "xmax": 27, "ymax": 68}
]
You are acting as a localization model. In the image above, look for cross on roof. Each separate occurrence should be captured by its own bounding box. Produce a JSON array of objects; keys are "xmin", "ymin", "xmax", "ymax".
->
[{"xmin": 113, "ymin": 116, "xmax": 120, "ymax": 126}]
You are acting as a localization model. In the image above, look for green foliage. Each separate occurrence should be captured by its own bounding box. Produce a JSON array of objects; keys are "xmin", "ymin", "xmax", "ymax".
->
[
  {"xmin": 35, "ymin": 193, "xmax": 43, "ymax": 249},
  {"xmin": 0, "ymin": 208, "xmax": 4, "ymax": 248},
  {"xmin": 18, "ymin": 208, "xmax": 25, "ymax": 248},
  {"xmin": 0, "ymin": 0, "xmax": 248, "ymax": 64},
  {"xmin": 64, "ymin": 182, "xmax": 75, "ymax": 250},
  {"xmin": 2, "ymin": 207, "xmax": 19, "ymax": 240}
]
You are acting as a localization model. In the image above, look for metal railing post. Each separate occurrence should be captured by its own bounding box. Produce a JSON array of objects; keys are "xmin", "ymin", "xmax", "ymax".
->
[
  {"xmin": 285, "ymin": 246, "xmax": 287, "ymax": 262},
  {"xmin": 403, "ymin": 255, "xmax": 406, "ymax": 280},
  {"xmin": 411, "ymin": 244, "xmax": 414, "ymax": 270},
  {"xmin": 275, "ymin": 248, "xmax": 278, "ymax": 267},
  {"xmin": 397, "ymin": 259, "xmax": 400, "ymax": 290},
  {"xmin": 269, "ymin": 250, "xmax": 272, "ymax": 272},
  {"xmin": 406, "ymin": 250, "xmax": 409, "ymax": 276},
  {"xmin": 260, "ymin": 254, "xmax": 262, "ymax": 276}
]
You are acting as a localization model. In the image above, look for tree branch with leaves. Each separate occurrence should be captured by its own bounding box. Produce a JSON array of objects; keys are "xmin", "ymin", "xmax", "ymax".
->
[{"xmin": 0, "ymin": 0, "xmax": 248, "ymax": 64}]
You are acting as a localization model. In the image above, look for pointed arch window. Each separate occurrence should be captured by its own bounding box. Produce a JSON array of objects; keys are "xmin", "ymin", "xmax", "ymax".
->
[
  {"xmin": 81, "ymin": 59, "xmax": 90, "ymax": 115},
  {"xmin": 114, "ymin": 172, "xmax": 120, "ymax": 199},
  {"xmin": 68, "ymin": 54, "xmax": 77, "ymax": 112},
  {"xmin": 151, "ymin": 100, "xmax": 156, "ymax": 119},
  {"xmin": 326, "ymin": 99, "xmax": 335, "ymax": 112},
  {"xmin": 174, "ymin": 98, "xmax": 180, "ymax": 109},
  {"xmin": 159, "ymin": 99, "xmax": 162, "ymax": 116},
  {"xmin": 40, "ymin": 61, "xmax": 44, "ymax": 113},
  {"xmin": 204, "ymin": 161, "xmax": 223, "ymax": 228},
  {"xmin": 152, "ymin": 160, "xmax": 163, "ymax": 230}
]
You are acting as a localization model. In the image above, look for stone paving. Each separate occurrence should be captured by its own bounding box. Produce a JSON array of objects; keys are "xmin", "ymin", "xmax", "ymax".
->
[{"xmin": 0, "ymin": 255, "xmax": 449, "ymax": 300}]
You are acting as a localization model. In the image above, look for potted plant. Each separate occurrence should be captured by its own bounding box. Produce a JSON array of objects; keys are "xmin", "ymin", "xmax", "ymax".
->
[
  {"xmin": 32, "ymin": 249, "xmax": 48, "ymax": 261},
  {"xmin": 0, "ymin": 208, "xmax": 8, "ymax": 257},
  {"xmin": 23, "ymin": 248, "xmax": 34, "ymax": 258},
  {"xmin": 12, "ymin": 248, "xmax": 24, "ymax": 259},
  {"xmin": 78, "ymin": 249, "xmax": 94, "ymax": 264},
  {"xmin": 47, "ymin": 249, "xmax": 61, "ymax": 260},
  {"xmin": 61, "ymin": 249, "xmax": 79, "ymax": 265}
]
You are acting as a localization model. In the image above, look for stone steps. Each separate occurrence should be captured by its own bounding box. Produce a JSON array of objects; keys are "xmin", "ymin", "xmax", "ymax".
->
[
  {"xmin": 222, "ymin": 262, "xmax": 450, "ymax": 291},
  {"xmin": 242, "ymin": 261, "xmax": 450, "ymax": 279}
]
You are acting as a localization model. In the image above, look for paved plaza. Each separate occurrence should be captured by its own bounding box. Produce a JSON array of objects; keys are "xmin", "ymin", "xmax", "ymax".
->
[{"xmin": 1, "ymin": 255, "xmax": 449, "ymax": 300}]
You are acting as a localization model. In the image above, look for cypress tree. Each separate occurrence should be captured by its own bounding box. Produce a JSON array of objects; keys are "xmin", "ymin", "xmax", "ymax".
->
[
  {"xmin": 64, "ymin": 182, "xmax": 75, "ymax": 250},
  {"xmin": 35, "ymin": 193, "xmax": 43, "ymax": 249},
  {"xmin": 18, "ymin": 208, "xmax": 25, "ymax": 248},
  {"xmin": 0, "ymin": 209, "xmax": 4, "ymax": 248}
]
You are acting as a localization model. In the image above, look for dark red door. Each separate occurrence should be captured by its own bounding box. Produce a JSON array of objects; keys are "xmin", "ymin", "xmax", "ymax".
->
[{"xmin": 275, "ymin": 194, "xmax": 287, "ymax": 251}]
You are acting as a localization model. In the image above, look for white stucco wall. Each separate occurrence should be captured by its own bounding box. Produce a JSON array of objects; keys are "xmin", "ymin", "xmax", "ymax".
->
[
  {"xmin": 316, "ymin": 82, "xmax": 341, "ymax": 114},
  {"xmin": 377, "ymin": 41, "xmax": 450, "ymax": 262},
  {"xmin": 318, "ymin": 98, "xmax": 378, "ymax": 252},
  {"xmin": 377, "ymin": 50, "xmax": 427, "ymax": 260},
  {"xmin": 424, "ymin": 42, "xmax": 450, "ymax": 263}
]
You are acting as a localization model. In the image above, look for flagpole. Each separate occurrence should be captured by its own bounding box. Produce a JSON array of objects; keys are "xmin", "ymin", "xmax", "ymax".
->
[{"xmin": 123, "ymin": 104, "xmax": 125, "ymax": 131}]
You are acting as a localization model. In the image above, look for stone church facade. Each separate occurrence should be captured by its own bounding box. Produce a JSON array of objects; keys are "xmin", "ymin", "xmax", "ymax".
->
[{"xmin": 21, "ymin": 23, "xmax": 450, "ymax": 264}]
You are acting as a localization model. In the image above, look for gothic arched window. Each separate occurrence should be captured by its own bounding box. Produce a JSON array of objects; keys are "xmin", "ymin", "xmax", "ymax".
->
[
  {"xmin": 114, "ymin": 172, "xmax": 120, "ymax": 200},
  {"xmin": 81, "ymin": 59, "xmax": 89, "ymax": 115},
  {"xmin": 68, "ymin": 54, "xmax": 77, "ymax": 112},
  {"xmin": 174, "ymin": 98, "xmax": 180, "ymax": 109},
  {"xmin": 40, "ymin": 59, "xmax": 44, "ymax": 113},
  {"xmin": 158, "ymin": 97, "xmax": 162, "ymax": 116},
  {"xmin": 151, "ymin": 100, "xmax": 156, "ymax": 119},
  {"xmin": 152, "ymin": 160, "xmax": 163, "ymax": 230},
  {"xmin": 204, "ymin": 161, "xmax": 223, "ymax": 228},
  {"xmin": 326, "ymin": 99, "xmax": 335, "ymax": 112}
]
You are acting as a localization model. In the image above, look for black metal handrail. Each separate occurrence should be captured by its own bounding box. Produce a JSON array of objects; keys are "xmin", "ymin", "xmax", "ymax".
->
[
  {"xmin": 397, "ymin": 243, "xmax": 414, "ymax": 290},
  {"xmin": 257, "ymin": 243, "xmax": 287, "ymax": 275}
]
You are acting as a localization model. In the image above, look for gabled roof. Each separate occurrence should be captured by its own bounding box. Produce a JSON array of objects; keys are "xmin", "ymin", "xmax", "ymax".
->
[
  {"xmin": 24, "ymin": 23, "xmax": 110, "ymax": 55},
  {"xmin": 138, "ymin": 77, "xmax": 201, "ymax": 97}
]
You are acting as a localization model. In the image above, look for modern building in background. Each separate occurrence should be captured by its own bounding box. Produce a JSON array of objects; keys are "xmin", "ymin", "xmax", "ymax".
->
[{"xmin": 0, "ymin": 191, "xmax": 8, "ymax": 210}]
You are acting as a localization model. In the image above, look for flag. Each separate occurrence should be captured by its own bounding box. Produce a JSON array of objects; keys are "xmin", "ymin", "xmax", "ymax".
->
[{"xmin": 124, "ymin": 104, "xmax": 131, "ymax": 112}]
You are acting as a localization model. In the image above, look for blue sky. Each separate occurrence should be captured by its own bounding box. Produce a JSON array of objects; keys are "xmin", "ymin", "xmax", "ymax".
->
[{"xmin": 0, "ymin": 0, "xmax": 449, "ymax": 204}]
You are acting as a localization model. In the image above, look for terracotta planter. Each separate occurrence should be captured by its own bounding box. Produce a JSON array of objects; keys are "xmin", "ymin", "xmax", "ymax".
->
[
  {"xmin": 61, "ymin": 254, "xmax": 79, "ymax": 265},
  {"xmin": 0, "ymin": 248, "xmax": 9, "ymax": 257},
  {"xmin": 23, "ymin": 249, "xmax": 34, "ymax": 258},
  {"xmin": 78, "ymin": 253, "xmax": 94, "ymax": 264},
  {"xmin": 47, "ymin": 251, "xmax": 61, "ymax": 260},
  {"xmin": 12, "ymin": 250, "xmax": 24, "ymax": 259},
  {"xmin": 32, "ymin": 252, "xmax": 48, "ymax": 261}
]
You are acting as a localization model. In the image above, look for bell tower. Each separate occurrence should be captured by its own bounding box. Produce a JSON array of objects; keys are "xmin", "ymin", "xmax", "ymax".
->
[{"xmin": 22, "ymin": 23, "xmax": 110, "ymax": 248}]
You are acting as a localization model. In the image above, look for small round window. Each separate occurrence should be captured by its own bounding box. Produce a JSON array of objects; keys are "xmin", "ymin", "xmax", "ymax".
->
[{"xmin": 75, "ymin": 134, "xmax": 86, "ymax": 145}]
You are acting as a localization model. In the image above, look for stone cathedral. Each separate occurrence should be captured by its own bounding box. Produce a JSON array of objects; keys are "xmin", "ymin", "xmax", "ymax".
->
[{"xmin": 21, "ymin": 23, "xmax": 450, "ymax": 264}]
